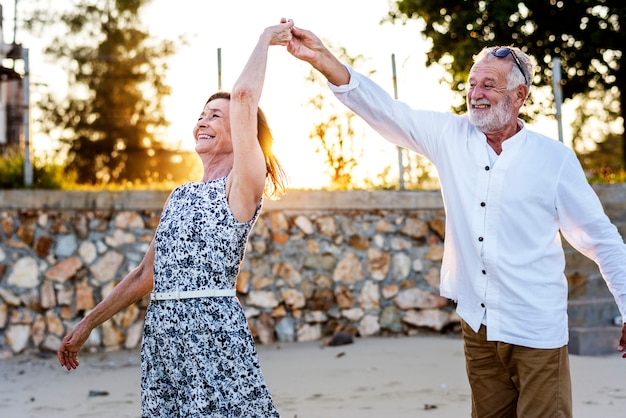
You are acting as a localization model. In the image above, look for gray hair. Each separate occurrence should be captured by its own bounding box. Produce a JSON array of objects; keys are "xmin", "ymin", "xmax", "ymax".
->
[{"xmin": 474, "ymin": 46, "xmax": 534, "ymax": 92}]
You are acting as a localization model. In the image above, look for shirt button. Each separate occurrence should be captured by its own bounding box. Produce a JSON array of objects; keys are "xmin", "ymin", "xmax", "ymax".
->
[
  {"xmin": 482, "ymin": 270, "xmax": 486, "ymax": 274},
  {"xmin": 478, "ymin": 236, "xmax": 484, "ymax": 242},
  {"xmin": 480, "ymin": 202, "xmax": 486, "ymax": 207},
  {"xmin": 480, "ymin": 303, "xmax": 485, "ymax": 308},
  {"xmin": 484, "ymin": 166, "xmax": 490, "ymax": 171}
]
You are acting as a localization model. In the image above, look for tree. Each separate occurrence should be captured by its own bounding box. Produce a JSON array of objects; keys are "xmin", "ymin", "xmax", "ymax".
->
[
  {"xmin": 305, "ymin": 43, "xmax": 371, "ymax": 190},
  {"xmin": 386, "ymin": 0, "xmax": 625, "ymax": 165},
  {"xmin": 26, "ymin": 0, "xmax": 197, "ymax": 185}
]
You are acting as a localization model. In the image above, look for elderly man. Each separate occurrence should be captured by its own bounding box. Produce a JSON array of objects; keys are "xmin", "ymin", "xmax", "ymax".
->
[{"xmin": 287, "ymin": 23, "xmax": 626, "ymax": 418}]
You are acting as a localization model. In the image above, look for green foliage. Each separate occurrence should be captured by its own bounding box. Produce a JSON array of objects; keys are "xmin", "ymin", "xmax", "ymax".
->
[
  {"xmin": 0, "ymin": 147, "xmax": 71, "ymax": 189},
  {"xmin": 387, "ymin": 0, "xmax": 626, "ymax": 166},
  {"xmin": 572, "ymin": 87, "xmax": 623, "ymax": 174},
  {"xmin": 27, "ymin": 0, "xmax": 181, "ymax": 185}
]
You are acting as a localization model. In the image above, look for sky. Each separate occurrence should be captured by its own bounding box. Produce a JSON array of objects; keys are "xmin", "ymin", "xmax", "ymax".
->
[{"xmin": 2, "ymin": 0, "xmax": 567, "ymax": 189}]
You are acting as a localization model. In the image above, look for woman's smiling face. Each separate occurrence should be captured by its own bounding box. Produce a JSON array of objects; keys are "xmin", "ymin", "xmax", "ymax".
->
[{"xmin": 193, "ymin": 98, "xmax": 232, "ymax": 156}]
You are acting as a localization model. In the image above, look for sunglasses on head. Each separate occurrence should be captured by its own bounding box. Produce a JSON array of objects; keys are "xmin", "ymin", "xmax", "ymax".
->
[{"xmin": 492, "ymin": 47, "xmax": 528, "ymax": 86}]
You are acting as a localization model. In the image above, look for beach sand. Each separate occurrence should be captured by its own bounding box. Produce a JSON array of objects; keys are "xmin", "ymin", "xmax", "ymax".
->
[{"xmin": 1, "ymin": 334, "xmax": 624, "ymax": 417}]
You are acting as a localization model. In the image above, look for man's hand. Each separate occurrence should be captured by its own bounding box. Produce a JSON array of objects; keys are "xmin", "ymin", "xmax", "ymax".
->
[
  {"xmin": 287, "ymin": 23, "xmax": 350, "ymax": 86},
  {"xmin": 287, "ymin": 25, "xmax": 324, "ymax": 63}
]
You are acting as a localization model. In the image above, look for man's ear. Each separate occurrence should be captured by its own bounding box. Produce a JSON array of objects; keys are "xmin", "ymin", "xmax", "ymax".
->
[{"xmin": 516, "ymin": 84, "xmax": 529, "ymax": 105}]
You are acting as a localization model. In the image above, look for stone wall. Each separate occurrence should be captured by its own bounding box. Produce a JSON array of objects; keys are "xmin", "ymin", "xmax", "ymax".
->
[{"xmin": 0, "ymin": 186, "xmax": 624, "ymax": 358}]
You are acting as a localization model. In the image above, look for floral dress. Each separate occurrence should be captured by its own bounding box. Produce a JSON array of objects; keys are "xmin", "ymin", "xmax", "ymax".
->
[{"xmin": 141, "ymin": 177, "xmax": 279, "ymax": 417}]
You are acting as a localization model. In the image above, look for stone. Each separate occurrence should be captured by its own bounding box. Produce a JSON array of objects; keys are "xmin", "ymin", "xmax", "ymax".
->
[
  {"xmin": 0, "ymin": 303, "xmax": 7, "ymax": 328},
  {"xmin": 425, "ymin": 245, "xmax": 444, "ymax": 261},
  {"xmin": 402, "ymin": 309, "xmax": 450, "ymax": 331},
  {"xmin": 281, "ymin": 288, "xmax": 306, "ymax": 310},
  {"xmin": 303, "ymin": 253, "xmax": 337, "ymax": 271},
  {"xmin": 6, "ymin": 324, "xmax": 30, "ymax": 353},
  {"xmin": 374, "ymin": 219, "xmax": 394, "ymax": 233},
  {"xmin": 309, "ymin": 288, "xmax": 335, "ymax": 311},
  {"xmin": 90, "ymin": 251, "xmax": 124, "ymax": 284},
  {"xmin": 400, "ymin": 218, "xmax": 429, "ymax": 239},
  {"xmin": 124, "ymin": 321, "xmax": 144, "ymax": 349},
  {"xmin": 341, "ymin": 307, "xmax": 364, "ymax": 321},
  {"xmin": 275, "ymin": 316, "xmax": 295, "ymax": 342},
  {"xmin": 348, "ymin": 235, "xmax": 369, "ymax": 251},
  {"xmin": 2, "ymin": 216, "xmax": 13, "ymax": 235},
  {"xmin": 73, "ymin": 214, "xmax": 89, "ymax": 240},
  {"xmin": 297, "ymin": 323, "xmax": 322, "ymax": 342},
  {"xmin": 16, "ymin": 223, "xmax": 36, "ymax": 246},
  {"xmin": 390, "ymin": 236, "xmax": 412, "ymax": 250},
  {"xmin": 424, "ymin": 266, "xmax": 441, "ymax": 290},
  {"xmin": 114, "ymin": 211, "xmax": 145, "ymax": 229},
  {"xmin": 236, "ymin": 271, "xmax": 252, "ymax": 293},
  {"xmin": 305, "ymin": 311, "xmax": 328, "ymax": 323},
  {"xmin": 246, "ymin": 291, "xmax": 279, "ymax": 309},
  {"xmin": 117, "ymin": 304, "xmax": 139, "ymax": 328},
  {"xmin": 335, "ymin": 286, "xmax": 355, "ymax": 309},
  {"xmin": 391, "ymin": 252, "xmax": 411, "ymax": 281},
  {"xmin": 294, "ymin": 215, "xmax": 314, "ymax": 235},
  {"xmin": 380, "ymin": 306, "xmax": 403, "ymax": 332},
  {"xmin": 315, "ymin": 216, "xmax": 337, "ymax": 237},
  {"xmin": 7, "ymin": 257, "xmax": 39, "ymax": 288},
  {"xmin": 382, "ymin": 284, "xmax": 399, "ymax": 299},
  {"xmin": 78, "ymin": 241, "xmax": 98, "ymax": 264},
  {"xmin": 46, "ymin": 310, "xmax": 64, "ymax": 336},
  {"xmin": 395, "ymin": 288, "xmax": 448, "ymax": 310},
  {"xmin": 44, "ymin": 256, "xmax": 83, "ymax": 283},
  {"xmin": 273, "ymin": 262, "xmax": 302, "ymax": 286},
  {"xmin": 31, "ymin": 315, "xmax": 46, "ymax": 347},
  {"xmin": 10, "ymin": 307, "xmax": 35, "ymax": 324},
  {"xmin": 255, "ymin": 312, "xmax": 276, "ymax": 345},
  {"xmin": 358, "ymin": 281, "xmax": 380, "ymax": 310},
  {"xmin": 105, "ymin": 229, "xmax": 136, "ymax": 247},
  {"xmin": 271, "ymin": 305, "xmax": 287, "ymax": 318},
  {"xmin": 367, "ymin": 248, "xmax": 390, "ymax": 280},
  {"xmin": 102, "ymin": 320, "xmax": 124, "ymax": 348},
  {"xmin": 412, "ymin": 258, "xmax": 424, "ymax": 273},
  {"xmin": 250, "ymin": 275, "xmax": 273, "ymax": 291},
  {"xmin": 358, "ymin": 314, "xmax": 380, "ymax": 337},
  {"xmin": 0, "ymin": 287, "xmax": 22, "ymax": 306},
  {"xmin": 56, "ymin": 287, "xmax": 74, "ymax": 306},
  {"xmin": 333, "ymin": 252, "xmax": 363, "ymax": 285},
  {"xmin": 55, "ymin": 234, "xmax": 78, "ymax": 258},
  {"xmin": 429, "ymin": 217, "xmax": 445, "ymax": 239},
  {"xmin": 34, "ymin": 236, "xmax": 54, "ymax": 258},
  {"xmin": 41, "ymin": 334, "xmax": 63, "ymax": 353},
  {"xmin": 40, "ymin": 280, "xmax": 57, "ymax": 309}
]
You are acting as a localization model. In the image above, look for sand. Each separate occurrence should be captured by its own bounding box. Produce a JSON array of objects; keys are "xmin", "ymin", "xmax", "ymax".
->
[{"xmin": 1, "ymin": 334, "xmax": 625, "ymax": 417}]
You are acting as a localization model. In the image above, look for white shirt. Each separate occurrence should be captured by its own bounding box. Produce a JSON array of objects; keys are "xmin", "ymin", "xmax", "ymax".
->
[{"xmin": 330, "ymin": 66, "xmax": 626, "ymax": 349}]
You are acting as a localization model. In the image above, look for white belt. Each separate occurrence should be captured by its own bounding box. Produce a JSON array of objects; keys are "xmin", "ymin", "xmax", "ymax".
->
[{"xmin": 151, "ymin": 289, "xmax": 236, "ymax": 301}]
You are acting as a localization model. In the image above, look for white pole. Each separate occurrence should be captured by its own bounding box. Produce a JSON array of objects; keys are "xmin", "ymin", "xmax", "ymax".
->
[
  {"xmin": 391, "ymin": 53, "xmax": 405, "ymax": 190},
  {"xmin": 217, "ymin": 48, "xmax": 222, "ymax": 91},
  {"xmin": 23, "ymin": 46, "xmax": 31, "ymax": 186},
  {"xmin": 552, "ymin": 57, "xmax": 564, "ymax": 143}
]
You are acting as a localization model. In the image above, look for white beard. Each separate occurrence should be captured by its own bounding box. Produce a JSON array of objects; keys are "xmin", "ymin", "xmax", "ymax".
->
[{"xmin": 469, "ymin": 95, "xmax": 512, "ymax": 132}]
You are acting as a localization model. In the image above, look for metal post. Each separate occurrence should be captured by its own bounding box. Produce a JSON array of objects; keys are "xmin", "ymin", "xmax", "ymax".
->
[
  {"xmin": 22, "ymin": 46, "xmax": 31, "ymax": 186},
  {"xmin": 391, "ymin": 53, "xmax": 405, "ymax": 190},
  {"xmin": 217, "ymin": 48, "xmax": 222, "ymax": 91},
  {"xmin": 552, "ymin": 57, "xmax": 564, "ymax": 143}
]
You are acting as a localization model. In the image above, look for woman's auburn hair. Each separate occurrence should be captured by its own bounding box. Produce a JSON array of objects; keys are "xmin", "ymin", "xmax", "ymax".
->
[{"xmin": 207, "ymin": 92, "xmax": 287, "ymax": 198}]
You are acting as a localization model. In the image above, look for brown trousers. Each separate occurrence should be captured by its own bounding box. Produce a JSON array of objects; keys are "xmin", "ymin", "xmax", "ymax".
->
[{"xmin": 461, "ymin": 320, "xmax": 572, "ymax": 418}]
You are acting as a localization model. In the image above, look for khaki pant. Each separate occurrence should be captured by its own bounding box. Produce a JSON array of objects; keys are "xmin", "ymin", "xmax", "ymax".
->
[{"xmin": 461, "ymin": 320, "xmax": 572, "ymax": 418}]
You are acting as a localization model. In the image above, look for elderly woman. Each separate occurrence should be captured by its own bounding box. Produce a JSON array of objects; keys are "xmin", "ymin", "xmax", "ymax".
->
[{"xmin": 58, "ymin": 19, "xmax": 292, "ymax": 417}]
